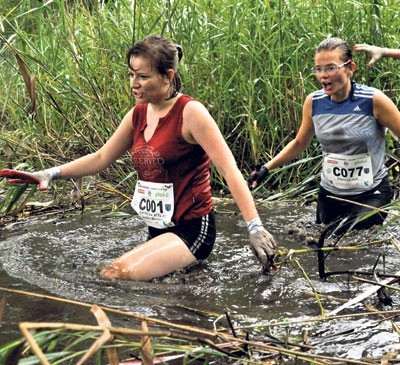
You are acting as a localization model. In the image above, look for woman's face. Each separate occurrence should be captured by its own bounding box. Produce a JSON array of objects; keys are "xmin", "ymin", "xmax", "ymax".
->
[
  {"xmin": 128, "ymin": 56, "xmax": 171, "ymax": 104},
  {"xmin": 314, "ymin": 49, "xmax": 354, "ymax": 102}
]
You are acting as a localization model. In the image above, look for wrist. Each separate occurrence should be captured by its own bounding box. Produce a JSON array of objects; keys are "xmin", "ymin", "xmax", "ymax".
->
[
  {"xmin": 45, "ymin": 166, "xmax": 61, "ymax": 180},
  {"xmin": 382, "ymin": 47, "xmax": 389, "ymax": 57},
  {"xmin": 246, "ymin": 217, "xmax": 264, "ymax": 235}
]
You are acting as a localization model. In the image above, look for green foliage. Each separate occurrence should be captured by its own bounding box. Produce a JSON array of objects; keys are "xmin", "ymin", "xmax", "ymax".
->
[
  {"xmin": 0, "ymin": 328, "xmax": 233, "ymax": 365},
  {"xmin": 0, "ymin": 0, "xmax": 399, "ymax": 200}
]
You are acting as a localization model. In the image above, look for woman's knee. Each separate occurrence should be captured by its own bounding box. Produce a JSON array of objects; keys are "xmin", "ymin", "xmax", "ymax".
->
[
  {"xmin": 99, "ymin": 261, "xmax": 128, "ymax": 279},
  {"xmin": 100, "ymin": 234, "xmax": 197, "ymax": 281}
]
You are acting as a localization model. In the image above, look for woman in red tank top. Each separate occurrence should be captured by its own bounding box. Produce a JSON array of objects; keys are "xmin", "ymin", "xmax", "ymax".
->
[{"xmin": 1, "ymin": 35, "xmax": 277, "ymax": 281}]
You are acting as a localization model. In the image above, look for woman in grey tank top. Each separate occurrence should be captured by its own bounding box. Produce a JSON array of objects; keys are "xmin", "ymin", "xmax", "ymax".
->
[{"xmin": 249, "ymin": 37, "xmax": 400, "ymax": 233}]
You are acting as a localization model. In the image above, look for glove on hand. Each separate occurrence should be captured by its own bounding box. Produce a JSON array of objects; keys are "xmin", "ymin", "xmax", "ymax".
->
[
  {"xmin": 0, "ymin": 167, "xmax": 60, "ymax": 191},
  {"xmin": 354, "ymin": 44, "xmax": 387, "ymax": 67},
  {"xmin": 247, "ymin": 164, "xmax": 269, "ymax": 190},
  {"xmin": 246, "ymin": 217, "xmax": 278, "ymax": 271},
  {"xmin": 249, "ymin": 229, "xmax": 278, "ymax": 271}
]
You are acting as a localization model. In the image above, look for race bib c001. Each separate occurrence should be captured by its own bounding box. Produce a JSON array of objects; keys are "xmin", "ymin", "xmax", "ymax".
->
[
  {"xmin": 131, "ymin": 180, "xmax": 175, "ymax": 229},
  {"xmin": 323, "ymin": 152, "xmax": 373, "ymax": 190}
]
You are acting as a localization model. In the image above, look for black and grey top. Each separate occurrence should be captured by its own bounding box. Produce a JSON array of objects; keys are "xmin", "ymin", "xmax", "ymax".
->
[{"xmin": 312, "ymin": 82, "xmax": 387, "ymax": 195}]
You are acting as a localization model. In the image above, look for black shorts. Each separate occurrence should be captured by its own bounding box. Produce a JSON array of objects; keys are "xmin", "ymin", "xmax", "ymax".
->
[
  {"xmin": 316, "ymin": 176, "xmax": 392, "ymax": 230},
  {"xmin": 147, "ymin": 210, "xmax": 216, "ymax": 260}
]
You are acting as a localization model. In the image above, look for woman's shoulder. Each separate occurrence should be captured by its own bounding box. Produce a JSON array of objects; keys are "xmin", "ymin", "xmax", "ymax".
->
[
  {"xmin": 181, "ymin": 95, "xmax": 214, "ymax": 126},
  {"xmin": 353, "ymin": 82, "xmax": 378, "ymax": 94},
  {"xmin": 352, "ymin": 83, "xmax": 380, "ymax": 103},
  {"xmin": 180, "ymin": 94, "xmax": 207, "ymax": 111}
]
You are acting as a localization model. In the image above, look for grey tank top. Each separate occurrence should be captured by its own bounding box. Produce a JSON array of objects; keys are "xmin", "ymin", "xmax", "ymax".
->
[{"xmin": 312, "ymin": 82, "xmax": 387, "ymax": 195}]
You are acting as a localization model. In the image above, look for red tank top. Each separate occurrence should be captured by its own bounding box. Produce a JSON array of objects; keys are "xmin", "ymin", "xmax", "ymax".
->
[{"xmin": 131, "ymin": 95, "xmax": 213, "ymax": 224}]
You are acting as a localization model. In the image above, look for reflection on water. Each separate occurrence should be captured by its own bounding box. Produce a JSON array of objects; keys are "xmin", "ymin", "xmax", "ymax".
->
[{"xmin": 0, "ymin": 200, "xmax": 399, "ymax": 359}]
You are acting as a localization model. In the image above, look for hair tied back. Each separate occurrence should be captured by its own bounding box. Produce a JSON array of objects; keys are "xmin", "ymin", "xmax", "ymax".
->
[{"xmin": 176, "ymin": 45, "xmax": 183, "ymax": 62}]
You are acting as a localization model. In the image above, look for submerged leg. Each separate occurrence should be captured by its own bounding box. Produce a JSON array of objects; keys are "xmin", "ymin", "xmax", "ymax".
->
[{"xmin": 100, "ymin": 232, "xmax": 197, "ymax": 281}]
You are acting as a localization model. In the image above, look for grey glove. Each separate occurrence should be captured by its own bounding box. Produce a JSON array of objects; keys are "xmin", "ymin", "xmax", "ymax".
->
[
  {"xmin": 354, "ymin": 44, "xmax": 387, "ymax": 67},
  {"xmin": 1, "ymin": 167, "xmax": 61, "ymax": 191},
  {"xmin": 246, "ymin": 217, "xmax": 278, "ymax": 271},
  {"xmin": 249, "ymin": 229, "xmax": 278, "ymax": 270}
]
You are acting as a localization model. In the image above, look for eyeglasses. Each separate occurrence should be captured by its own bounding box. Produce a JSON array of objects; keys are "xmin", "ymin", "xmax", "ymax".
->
[{"xmin": 312, "ymin": 60, "xmax": 352, "ymax": 75}]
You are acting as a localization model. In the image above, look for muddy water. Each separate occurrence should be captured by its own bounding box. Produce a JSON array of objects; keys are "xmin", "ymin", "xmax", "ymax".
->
[{"xmin": 0, "ymin": 200, "xmax": 399, "ymax": 360}]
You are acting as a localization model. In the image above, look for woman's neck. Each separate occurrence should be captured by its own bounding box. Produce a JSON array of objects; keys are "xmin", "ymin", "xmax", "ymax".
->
[{"xmin": 150, "ymin": 93, "xmax": 180, "ymax": 112}]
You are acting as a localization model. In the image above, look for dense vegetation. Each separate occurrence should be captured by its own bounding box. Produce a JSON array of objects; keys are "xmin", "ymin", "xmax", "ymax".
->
[
  {"xmin": 0, "ymin": 0, "xmax": 399, "ymax": 205},
  {"xmin": 1, "ymin": 2, "xmax": 400, "ymax": 363}
]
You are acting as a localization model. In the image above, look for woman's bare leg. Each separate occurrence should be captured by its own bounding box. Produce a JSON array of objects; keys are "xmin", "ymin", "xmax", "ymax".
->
[{"xmin": 99, "ymin": 232, "xmax": 197, "ymax": 281}]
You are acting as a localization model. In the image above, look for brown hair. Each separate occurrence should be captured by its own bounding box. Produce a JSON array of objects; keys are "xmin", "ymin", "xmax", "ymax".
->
[
  {"xmin": 127, "ymin": 34, "xmax": 182, "ymax": 99},
  {"xmin": 315, "ymin": 37, "xmax": 352, "ymax": 62}
]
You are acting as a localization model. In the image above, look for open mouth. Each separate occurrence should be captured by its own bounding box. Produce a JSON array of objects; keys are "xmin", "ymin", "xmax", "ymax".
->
[{"xmin": 322, "ymin": 82, "xmax": 333, "ymax": 91}]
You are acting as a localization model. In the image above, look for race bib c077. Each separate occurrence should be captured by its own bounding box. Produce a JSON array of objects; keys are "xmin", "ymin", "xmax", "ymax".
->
[
  {"xmin": 323, "ymin": 152, "xmax": 373, "ymax": 190},
  {"xmin": 131, "ymin": 180, "xmax": 175, "ymax": 229}
]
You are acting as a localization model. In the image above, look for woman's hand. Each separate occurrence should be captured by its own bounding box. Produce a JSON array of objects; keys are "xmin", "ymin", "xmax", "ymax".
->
[
  {"xmin": 249, "ymin": 228, "xmax": 278, "ymax": 272},
  {"xmin": 0, "ymin": 167, "xmax": 60, "ymax": 190},
  {"xmin": 354, "ymin": 44, "xmax": 387, "ymax": 67},
  {"xmin": 247, "ymin": 164, "xmax": 269, "ymax": 190}
]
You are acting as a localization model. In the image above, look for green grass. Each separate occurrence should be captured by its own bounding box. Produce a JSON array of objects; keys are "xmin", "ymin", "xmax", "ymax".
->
[{"xmin": 0, "ymin": 0, "xmax": 399, "ymax": 204}]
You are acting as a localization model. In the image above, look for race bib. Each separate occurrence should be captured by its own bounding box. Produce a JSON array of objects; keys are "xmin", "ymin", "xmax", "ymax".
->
[
  {"xmin": 131, "ymin": 180, "xmax": 175, "ymax": 229},
  {"xmin": 323, "ymin": 152, "xmax": 373, "ymax": 190}
]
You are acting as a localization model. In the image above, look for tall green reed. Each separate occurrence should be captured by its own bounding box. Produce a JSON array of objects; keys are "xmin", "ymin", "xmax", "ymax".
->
[{"xmin": 0, "ymin": 0, "xmax": 399, "ymax": 201}]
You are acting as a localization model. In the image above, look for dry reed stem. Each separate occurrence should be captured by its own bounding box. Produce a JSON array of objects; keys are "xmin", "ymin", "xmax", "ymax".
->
[
  {"xmin": 327, "ymin": 195, "xmax": 400, "ymax": 219},
  {"xmin": 326, "ymin": 274, "xmax": 400, "ymax": 316},
  {"xmin": 353, "ymin": 276, "xmax": 400, "ymax": 291},
  {"xmin": 216, "ymin": 332, "xmax": 374, "ymax": 365},
  {"xmin": 278, "ymin": 239, "xmax": 392, "ymax": 258},
  {"xmin": 14, "ymin": 52, "xmax": 38, "ymax": 118},
  {"xmin": 141, "ymin": 320, "xmax": 154, "ymax": 365},
  {"xmin": 0, "ymin": 286, "xmax": 216, "ymax": 338},
  {"xmin": 18, "ymin": 322, "xmax": 237, "ymax": 364},
  {"xmin": 235, "ymin": 307, "xmax": 400, "ymax": 332},
  {"xmin": 0, "ymin": 296, "xmax": 5, "ymax": 326},
  {"xmin": 18, "ymin": 321, "xmax": 375, "ymax": 365},
  {"xmin": 364, "ymin": 303, "xmax": 400, "ymax": 336},
  {"xmin": 2, "ymin": 287, "xmax": 400, "ymax": 364},
  {"xmin": 96, "ymin": 182, "xmax": 132, "ymax": 201},
  {"xmin": 76, "ymin": 330, "xmax": 113, "ymax": 365},
  {"xmin": 3, "ymin": 285, "xmax": 400, "ymax": 337},
  {"xmin": 90, "ymin": 305, "xmax": 119, "ymax": 365},
  {"xmin": 19, "ymin": 323, "xmax": 50, "ymax": 365}
]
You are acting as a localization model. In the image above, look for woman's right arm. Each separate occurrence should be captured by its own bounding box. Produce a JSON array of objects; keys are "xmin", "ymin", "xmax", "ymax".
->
[{"xmin": 1, "ymin": 107, "xmax": 136, "ymax": 190}]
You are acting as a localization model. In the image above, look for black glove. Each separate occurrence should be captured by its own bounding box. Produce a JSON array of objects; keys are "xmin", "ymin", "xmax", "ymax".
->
[{"xmin": 247, "ymin": 164, "xmax": 269, "ymax": 190}]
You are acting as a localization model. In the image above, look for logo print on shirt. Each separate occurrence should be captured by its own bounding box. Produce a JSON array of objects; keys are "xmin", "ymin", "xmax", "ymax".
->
[
  {"xmin": 353, "ymin": 105, "xmax": 361, "ymax": 112},
  {"xmin": 132, "ymin": 145, "xmax": 165, "ymax": 179}
]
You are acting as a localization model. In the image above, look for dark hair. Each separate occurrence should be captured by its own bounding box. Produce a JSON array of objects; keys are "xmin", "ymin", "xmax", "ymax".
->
[
  {"xmin": 126, "ymin": 34, "xmax": 182, "ymax": 99},
  {"xmin": 315, "ymin": 37, "xmax": 352, "ymax": 62}
]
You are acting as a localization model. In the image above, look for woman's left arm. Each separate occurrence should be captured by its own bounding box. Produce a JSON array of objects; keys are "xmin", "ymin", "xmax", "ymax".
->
[
  {"xmin": 183, "ymin": 101, "xmax": 277, "ymax": 269},
  {"xmin": 373, "ymin": 91, "xmax": 400, "ymax": 138}
]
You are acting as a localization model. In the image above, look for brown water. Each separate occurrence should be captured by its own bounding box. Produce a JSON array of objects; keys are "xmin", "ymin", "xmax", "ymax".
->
[{"xmin": 1, "ymin": 200, "xmax": 399, "ymax": 360}]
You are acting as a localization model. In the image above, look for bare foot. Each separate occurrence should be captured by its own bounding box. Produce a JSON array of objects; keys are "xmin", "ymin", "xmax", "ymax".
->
[{"xmin": 100, "ymin": 265, "xmax": 124, "ymax": 279}]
